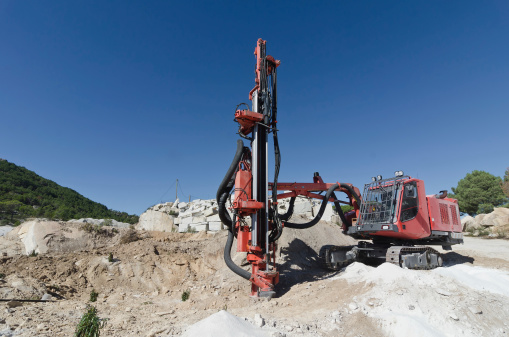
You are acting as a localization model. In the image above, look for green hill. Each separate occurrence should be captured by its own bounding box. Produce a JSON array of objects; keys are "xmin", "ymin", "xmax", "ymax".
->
[{"xmin": 0, "ymin": 159, "xmax": 138, "ymax": 225}]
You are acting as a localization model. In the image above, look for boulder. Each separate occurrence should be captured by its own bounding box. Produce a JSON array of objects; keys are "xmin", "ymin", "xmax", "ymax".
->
[
  {"xmin": 137, "ymin": 209, "xmax": 175, "ymax": 232},
  {"xmin": 312, "ymin": 203, "xmax": 334, "ymax": 221},
  {"xmin": 293, "ymin": 199, "xmax": 312, "ymax": 214},
  {"xmin": 7, "ymin": 220, "xmax": 92, "ymax": 254},
  {"xmin": 479, "ymin": 208, "xmax": 509, "ymax": 227},
  {"xmin": 461, "ymin": 215, "xmax": 476, "ymax": 231}
]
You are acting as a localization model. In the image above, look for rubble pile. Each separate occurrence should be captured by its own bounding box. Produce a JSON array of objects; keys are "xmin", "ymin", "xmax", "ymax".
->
[{"xmin": 137, "ymin": 197, "xmax": 341, "ymax": 233}]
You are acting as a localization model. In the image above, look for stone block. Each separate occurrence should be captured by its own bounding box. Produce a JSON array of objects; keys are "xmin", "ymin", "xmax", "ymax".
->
[
  {"xmin": 208, "ymin": 221, "xmax": 223, "ymax": 231},
  {"xmin": 203, "ymin": 207, "xmax": 218, "ymax": 217},
  {"xmin": 206, "ymin": 214, "xmax": 221, "ymax": 222}
]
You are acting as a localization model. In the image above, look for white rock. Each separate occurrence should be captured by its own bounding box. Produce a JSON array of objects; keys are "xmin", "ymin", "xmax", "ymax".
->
[
  {"xmin": 293, "ymin": 199, "xmax": 312, "ymax": 214},
  {"xmin": 348, "ymin": 302, "xmax": 358, "ymax": 310},
  {"xmin": 137, "ymin": 208, "xmax": 175, "ymax": 232},
  {"xmin": 206, "ymin": 214, "xmax": 221, "ymax": 222},
  {"xmin": 254, "ymin": 314, "xmax": 265, "ymax": 327},
  {"xmin": 203, "ymin": 207, "xmax": 218, "ymax": 217},
  {"xmin": 208, "ymin": 222, "xmax": 223, "ymax": 231}
]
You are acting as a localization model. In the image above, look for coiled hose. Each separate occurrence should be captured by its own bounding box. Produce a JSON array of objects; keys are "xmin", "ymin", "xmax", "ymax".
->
[
  {"xmin": 217, "ymin": 139, "xmax": 251, "ymax": 280},
  {"xmin": 285, "ymin": 184, "xmax": 361, "ymax": 230}
]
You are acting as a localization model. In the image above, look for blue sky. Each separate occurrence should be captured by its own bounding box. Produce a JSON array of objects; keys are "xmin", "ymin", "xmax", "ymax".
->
[{"xmin": 1, "ymin": 1, "xmax": 508, "ymax": 215}]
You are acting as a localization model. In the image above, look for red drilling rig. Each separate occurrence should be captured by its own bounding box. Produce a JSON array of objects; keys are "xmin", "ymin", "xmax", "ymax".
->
[{"xmin": 217, "ymin": 39, "xmax": 463, "ymax": 298}]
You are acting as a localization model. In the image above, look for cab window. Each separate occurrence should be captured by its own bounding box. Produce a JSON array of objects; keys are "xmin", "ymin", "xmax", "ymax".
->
[{"xmin": 401, "ymin": 182, "xmax": 418, "ymax": 222}]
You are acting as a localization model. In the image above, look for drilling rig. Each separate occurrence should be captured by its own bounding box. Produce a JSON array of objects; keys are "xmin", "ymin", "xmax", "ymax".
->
[{"xmin": 217, "ymin": 39, "xmax": 463, "ymax": 298}]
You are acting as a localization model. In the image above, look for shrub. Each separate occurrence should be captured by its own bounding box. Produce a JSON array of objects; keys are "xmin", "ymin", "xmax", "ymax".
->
[
  {"xmin": 28, "ymin": 250, "xmax": 38, "ymax": 257},
  {"xmin": 90, "ymin": 289, "xmax": 98, "ymax": 302},
  {"xmin": 181, "ymin": 290, "xmax": 190, "ymax": 302},
  {"xmin": 0, "ymin": 273, "xmax": 5, "ymax": 279},
  {"xmin": 108, "ymin": 253, "xmax": 113, "ymax": 263},
  {"xmin": 74, "ymin": 305, "xmax": 107, "ymax": 337},
  {"xmin": 81, "ymin": 223, "xmax": 107, "ymax": 235}
]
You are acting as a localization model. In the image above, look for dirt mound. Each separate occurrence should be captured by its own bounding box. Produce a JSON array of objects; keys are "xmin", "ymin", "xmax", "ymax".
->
[{"xmin": 2, "ymin": 219, "xmax": 508, "ymax": 336}]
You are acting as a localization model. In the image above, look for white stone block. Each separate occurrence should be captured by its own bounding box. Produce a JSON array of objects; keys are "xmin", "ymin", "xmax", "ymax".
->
[
  {"xmin": 203, "ymin": 207, "xmax": 218, "ymax": 217},
  {"xmin": 206, "ymin": 214, "xmax": 221, "ymax": 222},
  {"xmin": 178, "ymin": 223, "xmax": 189, "ymax": 233},
  {"xmin": 193, "ymin": 224, "xmax": 208, "ymax": 232},
  {"xmin": 208, "ymin": 221, "xmax": 223, "ymax": 231},
  {"xmin": 293, "ymin": 200, "xmax": 312, "ymax": 214}
]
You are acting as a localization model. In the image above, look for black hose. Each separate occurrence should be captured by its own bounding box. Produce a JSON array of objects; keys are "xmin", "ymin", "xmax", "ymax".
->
[
  {"xmin": 331, "ymin": 192, "xmax": 350, "ymax": 227},
  {"xmin": 216, "ymin": 139, "xmax": 244, "ymax": 202},
  {"xmin": 339, "ymin": 183, "xmax": 362, "ymax": 206},
  {"xmin": 216, "ymin": 140, "xmax": 245, "ymax": 231},
  {"xmin": 224, "ymin": 230, "xmax": 251, "ymax": 280},
  {"xmin": 279, "ymin": 197, "xmax": 296, "ymax": 221},
  {"xmin": 285, "ymin": 184, "xmax": 340, "ymax": 229}
]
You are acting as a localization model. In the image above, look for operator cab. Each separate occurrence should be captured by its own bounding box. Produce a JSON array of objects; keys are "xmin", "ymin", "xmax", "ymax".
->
[{"xmin": 348, "ymin": 174, "xmax": 432, "ymax": 240}]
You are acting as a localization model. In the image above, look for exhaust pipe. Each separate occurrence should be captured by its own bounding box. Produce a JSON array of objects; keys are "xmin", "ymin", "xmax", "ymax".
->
[{"xmin": 435, "ymin": 190, "xmax": 447, "ymax": 199}]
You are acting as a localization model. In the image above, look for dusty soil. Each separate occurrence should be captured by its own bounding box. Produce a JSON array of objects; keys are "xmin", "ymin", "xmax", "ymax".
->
[{"xmin": 1, "ymin": 221, "xmax": 509, "ymax": 336}]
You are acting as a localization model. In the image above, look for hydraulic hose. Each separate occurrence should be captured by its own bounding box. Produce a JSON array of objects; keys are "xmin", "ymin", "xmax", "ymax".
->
[
  {"xmin": 216, "ymin": 140, "xmax": 245, "ymax": 230},
  {"xmin": 279, "ymin": 197, "xmax": 296, "ymax": 221},
  {"xmin": 216, "ymin": 139, "xmax": 244, "ymax": 202},
  {"xmin": 331, "ymin": 192, "xmax": 350, "ymax": 227},
  {"xmin": 339, "ymin": 183, "xmax": 362, "ymax": 206},
  {"xmin": 224, "ymin": 230, "xmax": 251, "ymax": 280},
  {"xmin": 285, "ymin": 184, "xmax": 340, "ymax": 229},
  {"xmin": 283, "ymin": 184, "xmax": 361, "ymax": 230}
]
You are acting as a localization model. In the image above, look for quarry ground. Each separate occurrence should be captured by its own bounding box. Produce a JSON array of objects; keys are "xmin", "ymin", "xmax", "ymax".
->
[{"xmin": 1, "ymin": 221, "xmax": 509, "ymax": 337}]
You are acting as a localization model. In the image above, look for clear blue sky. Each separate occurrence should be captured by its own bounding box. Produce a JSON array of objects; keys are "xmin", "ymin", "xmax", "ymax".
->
[{"xmin": 1, "ymin": 1, "xmax": 508, "ymax": 215}]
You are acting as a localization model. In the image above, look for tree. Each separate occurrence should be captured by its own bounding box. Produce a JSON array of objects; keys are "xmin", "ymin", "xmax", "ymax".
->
[
  {"xmin": 451, "ymin": 170, "xmax": 507, "ymax": 215},
  {"xmin": 502, "ymin": 168, "xmax": 509, "ymax": 199},
  {"xmin": 0, "ymin": 200, "xmax": 23, "ymax": 222}
]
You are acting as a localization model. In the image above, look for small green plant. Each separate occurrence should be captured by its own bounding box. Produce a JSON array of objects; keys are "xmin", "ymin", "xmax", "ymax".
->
[
  {"xmin": 181, "ymin": 289, "xmax": 190, "ymax": 302},
  {"xmin": 169, "ymin": 210, "xmax": 179, "ymax": 216},
  {"xmin": 28, "ymin": 250, "xmax": 38, "ymax": 257},
  {"xmin": 0, "ymin": 273, "xmax": 5, "ymax": 279},
  {"xmin": 108, "ymin": 252, "xmax": 113, "ymax": 263},
  {"xmin": 90, "ymin": 289, "xmax": 98, "ymax": 302},
  {"xmin": 74, "ymin": 305, "xmax": 107, "ymax": 337},
  {"xmin": 186, "ymin": 226, "xmax": 197, "ymax": 233},
  {"xmin": 478, "ymin": 228, "xmax": 490, "ymax": 236},
  {"xmin": 142, "ymin": 301, "xmax": 153, "ymax": 305}
]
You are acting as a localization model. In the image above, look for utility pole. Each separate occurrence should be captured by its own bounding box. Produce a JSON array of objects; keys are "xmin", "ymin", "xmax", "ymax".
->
[{"xmin": 176, "ymin": 179, "xmax": 178, "ymax": 200}]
